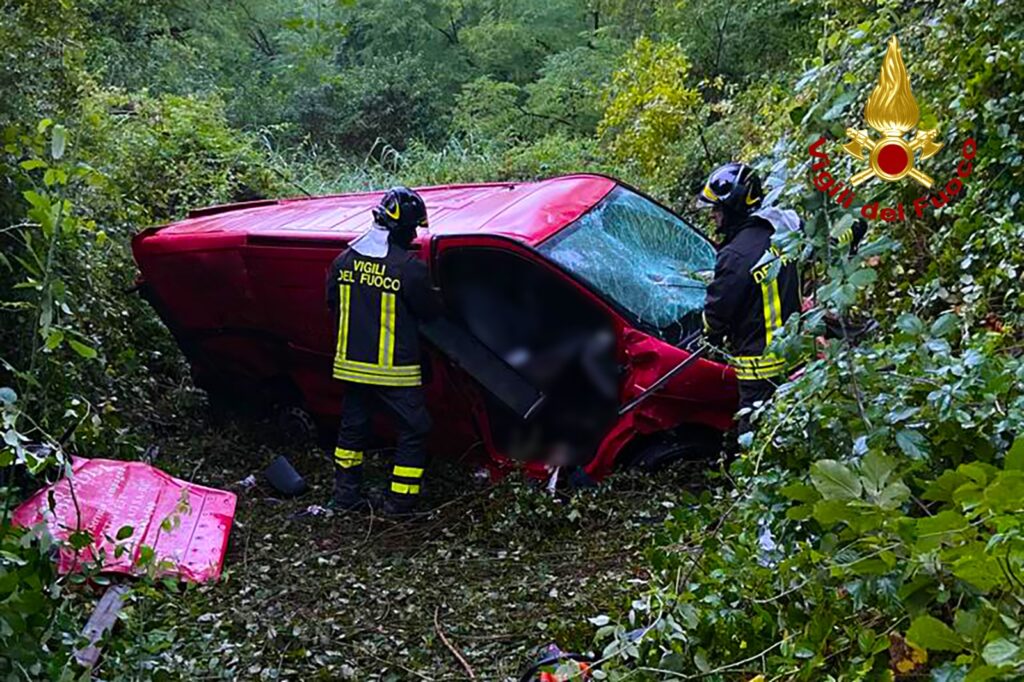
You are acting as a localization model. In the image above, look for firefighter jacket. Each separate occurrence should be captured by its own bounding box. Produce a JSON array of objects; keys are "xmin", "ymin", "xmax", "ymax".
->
[
  {"xmin": 325, "ymin": 240, "xmax": 440, "ymax": 387},
  {"xmin": 704, "ymin": 214, "xmax": 800, "ymax": 381}
]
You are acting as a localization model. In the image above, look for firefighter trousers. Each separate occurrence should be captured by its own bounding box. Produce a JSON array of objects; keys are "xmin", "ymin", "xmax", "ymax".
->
[
  {"xmin": 737, "ymin": 379, "xmax": 778, "ymax": 436},
  {"xmin": 332, "ymin": 382, "xmax": 432, "ymax": 499}
]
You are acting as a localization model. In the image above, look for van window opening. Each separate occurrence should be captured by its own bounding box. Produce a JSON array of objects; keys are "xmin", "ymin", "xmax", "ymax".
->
[{"xmin": 538, "ymin": 186, "xmax": 715, "ymax": 333}]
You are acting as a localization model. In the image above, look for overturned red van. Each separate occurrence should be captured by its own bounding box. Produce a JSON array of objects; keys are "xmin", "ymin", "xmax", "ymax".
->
[{"xmin": 132, "ymin": 175, "xmax": 739, "ymax": 480}]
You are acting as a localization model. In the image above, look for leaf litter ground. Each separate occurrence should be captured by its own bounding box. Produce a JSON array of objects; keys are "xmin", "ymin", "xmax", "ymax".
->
[{"xmin": 92, "ymin": 391, "xmax": 707, "ymax": 680}]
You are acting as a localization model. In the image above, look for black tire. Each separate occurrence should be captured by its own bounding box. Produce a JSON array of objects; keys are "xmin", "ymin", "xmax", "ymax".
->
[
  {"xmin": 275, "ymin": 405, "xmax": 318, "ymax": 445},
  {"xmin": 622, "ymin": 427, "xmax": 723, "ymax": 473}
]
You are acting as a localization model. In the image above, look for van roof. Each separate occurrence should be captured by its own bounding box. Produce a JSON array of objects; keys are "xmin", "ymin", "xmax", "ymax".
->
[{"xmin": 147, "ymin": 174, "xmax": 618, "ymax": 247}]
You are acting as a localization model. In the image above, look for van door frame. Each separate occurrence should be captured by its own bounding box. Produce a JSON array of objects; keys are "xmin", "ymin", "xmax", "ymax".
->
[{"xmin": 428, "ymin": 233, "xmax": 636, "ymax": 468}]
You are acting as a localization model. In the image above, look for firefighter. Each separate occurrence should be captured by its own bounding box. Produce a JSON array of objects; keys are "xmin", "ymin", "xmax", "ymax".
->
[
  {"xmin": 325, "ymin": 186, "xmax": 441, "ymax": 515},
  {"xmin": 696, "ymin": 162, "xmax": 802, "ymax": 435}
]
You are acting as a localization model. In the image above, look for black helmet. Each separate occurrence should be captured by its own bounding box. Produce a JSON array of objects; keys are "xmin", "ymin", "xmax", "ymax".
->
[
  {"xmin": 372, "ymin": 186, "xmax": 429, "ymax": 244},
  {"xmin": 697, "ymin": 162, "xmax": 764, "ymax": 213}
]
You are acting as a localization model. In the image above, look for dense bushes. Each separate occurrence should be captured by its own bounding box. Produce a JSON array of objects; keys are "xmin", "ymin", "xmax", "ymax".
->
[
  {"xmin": 583, "ymin": 1, "xmax": 1024, "ymax": 679},
  {"xmin": 3, "ymin": 0, "xmax": 1023, "ymax": 677}
]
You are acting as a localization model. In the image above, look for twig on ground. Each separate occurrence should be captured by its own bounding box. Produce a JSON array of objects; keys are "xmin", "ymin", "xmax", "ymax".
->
[{"xmin": 435, "ymin": 605, "xmax": 476, "ymax": 680}]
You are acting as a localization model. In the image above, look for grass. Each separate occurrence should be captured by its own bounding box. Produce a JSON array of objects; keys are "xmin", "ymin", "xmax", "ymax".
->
[{"xmin": 89, "ymin": 386, "xmax": 707, "ymax": 681}]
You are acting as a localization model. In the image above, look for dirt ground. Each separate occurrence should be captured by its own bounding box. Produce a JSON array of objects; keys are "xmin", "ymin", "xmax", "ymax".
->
[{"xmin": 93, "ymin": 391, "xmax": 704, "ymax": 680}]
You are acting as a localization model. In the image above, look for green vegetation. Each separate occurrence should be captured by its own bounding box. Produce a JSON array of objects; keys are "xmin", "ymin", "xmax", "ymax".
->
[{"xmin": 2, "ymin": 0, "xmax": 1023, "ymax": 679}]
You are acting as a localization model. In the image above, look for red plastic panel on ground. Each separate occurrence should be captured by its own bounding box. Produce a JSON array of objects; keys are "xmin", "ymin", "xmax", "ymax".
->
[{"xmin": 13, "ymin": 458, "xmax": 236, "ymax": 583}]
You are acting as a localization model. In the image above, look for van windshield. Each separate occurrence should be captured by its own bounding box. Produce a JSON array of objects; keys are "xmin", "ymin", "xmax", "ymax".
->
[{"xmin": 538, "ymin": 186, "xmax": 716, "ymax": 333}]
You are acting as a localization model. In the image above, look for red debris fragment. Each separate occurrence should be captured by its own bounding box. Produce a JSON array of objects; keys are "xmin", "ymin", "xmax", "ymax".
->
[{"xmin": 13, "ymin": 457, "xmax": 236, "ymax": 583}]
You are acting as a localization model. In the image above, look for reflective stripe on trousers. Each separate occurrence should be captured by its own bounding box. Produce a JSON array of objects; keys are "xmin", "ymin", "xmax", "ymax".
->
[{"xmin": 391, "ymin": 464, "xmax": 424, "ymax": 495}]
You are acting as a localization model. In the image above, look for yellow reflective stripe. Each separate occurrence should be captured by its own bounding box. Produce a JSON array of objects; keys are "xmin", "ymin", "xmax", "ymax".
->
[
  {"xmin": 336, "ymin": 284, "xmax": 351, "ymax": 361},
  {"xmin": 390, "ymin": 482, "xmax": 421, "ymax": 495},
  {"xmin": 734, "ymin": 369, "xmax": 785, "ymax": 380},
  {"xmin": 731, "ymin": 355, "xmax": 784, "ymax": 369},
  {"xmin": 334, "ymin": 358, "xmax": 421, "ymax": 376},
  {"xmin": 334, "ymin": 447, "xmax": 364, "ymax": 468},
  {"xmin": 771, "ymin": 279, "xmax": 782, "ymax": 336},
  {"xmin": 731, "ymin": 354, "xmax": 786, "ymax": 380},
  {"xmin": 729, "ymin": 358, "xmax": 782, "ymax": 368},
  {"xmin": 393, "ymin": 465, "xmax": 423, "ymax": 479},
  {"xmin": 702, "ymin": 183, "xmax": 718, "ymax": 202},
  {"xmin": 378, "ymin": 292, "xmax": 396, "ymax": 368},
  {"xmin": 333, "ymin": 359, "xmax": 421, "ymax": 378},
  {"xmin": 333, "ymin": 369, "xmax": 422, "ymax": 387},
  {"xmin": 760, "ymin": 278, "xmax": 782, "ymax": 346}
]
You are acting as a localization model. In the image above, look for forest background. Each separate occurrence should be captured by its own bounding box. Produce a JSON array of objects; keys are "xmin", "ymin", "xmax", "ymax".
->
[{"xmin": 2, "ymin": 0, "xmax": 1023, "ymax": 679}]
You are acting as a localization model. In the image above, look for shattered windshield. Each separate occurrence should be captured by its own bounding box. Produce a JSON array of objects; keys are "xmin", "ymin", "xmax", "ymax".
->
[{"xmin": 538, "ymin": 186, "xmax": 715, "ymax": 333}]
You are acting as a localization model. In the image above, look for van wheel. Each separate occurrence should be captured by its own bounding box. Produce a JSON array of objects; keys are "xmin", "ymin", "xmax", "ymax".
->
[
  {"xmin": 626, "ymin": 430, "xmax": 722, "ymax": 473},
  {"xmin": 276, "ymin": 405, "xmax": 318, "ymax": 444}
]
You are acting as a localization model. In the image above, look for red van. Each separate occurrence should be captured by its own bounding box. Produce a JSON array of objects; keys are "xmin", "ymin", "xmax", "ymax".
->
[{"xmin": 132, "ymin": 174, "xmax": 739, "ymax": 481}]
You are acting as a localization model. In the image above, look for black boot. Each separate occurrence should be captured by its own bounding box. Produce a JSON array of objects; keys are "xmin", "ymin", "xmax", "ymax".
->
[
  {"xmin": 328, "ymin": 469, "xmax": 367, "ymax": 512},
  {"xmin": 380, "ymin": 491, "xmax": 418, "ymax": 518}
]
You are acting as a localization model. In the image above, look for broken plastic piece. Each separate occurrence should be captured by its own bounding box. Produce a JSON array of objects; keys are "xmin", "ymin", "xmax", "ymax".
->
[
  {"xmin": 235, "ymin": 474, "xmax": 258, "ymax": 491},
  {"xmin": 12, "ymin": 457, "xmax": 236, "ymax": 582},
  {"xmin": 264, "ymin": 455, "xmax": 308, "ymax": 497},
  {"xmin": 74, "ymin": 585, "xmax": 129, "ymax": 667},
  {"xmin": 289, "ymin": 504, "xmax": 333, "ymax": 519}
]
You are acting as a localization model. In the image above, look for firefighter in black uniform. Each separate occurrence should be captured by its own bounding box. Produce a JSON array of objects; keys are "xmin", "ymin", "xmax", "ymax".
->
[
  {"xmin": 325, "ymin": 186, "xmax": 441, "ymax": 515},
  {"xmin": 697, "ymin": 162, "xmax": 802, "ymax": 435}
]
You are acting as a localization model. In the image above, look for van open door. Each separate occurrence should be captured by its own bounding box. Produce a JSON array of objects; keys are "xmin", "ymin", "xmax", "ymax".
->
[{"xmin": 426, "ymin": 235, "xmax": 622, "ymax": 465}]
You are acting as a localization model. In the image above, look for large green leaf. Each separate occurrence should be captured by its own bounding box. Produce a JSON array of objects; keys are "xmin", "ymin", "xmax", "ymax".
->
[
  {"xmin": 907, "ymin": 615, "xmax": 965, "ymax": 652},
  {"xmin": 981, "ymin": 639, "xmax": 1021, "ymax": 667},
  {"xmin": 895, "ymin": 430, "xmax": 929, "ymax": 459},
  {"xmin": 1005, "ymin": 436, "xmax": 1024, "ymax": 471},
  {"xmin": 983, "ymin": 471, "xmax": 1024, "ymax": 512},
  {"xmin": 810, "ymin": 459, "xmax": 862, "ymax": 500},
  {"xmin": 860, "ymin": 451, "xmax": 895, "ymax": 494},
  {"xmin": 915, "ymin": 510, "xmax": 970, "ymax": 552}
]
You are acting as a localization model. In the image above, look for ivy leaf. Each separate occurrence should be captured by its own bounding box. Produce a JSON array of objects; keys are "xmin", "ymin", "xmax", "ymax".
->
[
  {"xmin": 929, "ymin": 313, "xmax": 960, "ymax": 338},
  {"xmin": 907, "ymin": 615, "xmax": 965, "ymax": 652},
  {"xmin": 67, "ymin": 338, "xmax": 97, "ymax": 359},
  {"xmin": 981, "ymin": 639, "xmax": 1021, "ymax": 667},
  {"xmin": 115, "ymin": 525, "xmax": 134, "ymax": 541},
  {"xmin": 896, "ymin": 313, "xmax": 925, "ymax": 335},
  {"xmin": 848, "ymin": 268, "xmax": 877, "ymax": 288},
  {"xmin": 895, "ymin": 429, "xmax": 929, "ymax": 459},
  {"xmin": 1006, "ymin": 436, "xmax": 1024, "ymax": 471},
  {"xmin": 68, "ymin": 530, "xmax": 93, "ymax": 551},
  {"xmin": 44, "ymin": 329, "xmax": 64, "ymax": 351},
  {"xmin": 810, "ymin": 459, "xmax": 862, "ymax": 500}
]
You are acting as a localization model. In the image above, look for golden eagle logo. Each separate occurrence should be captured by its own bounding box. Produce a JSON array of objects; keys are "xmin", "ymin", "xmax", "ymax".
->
[{"xmin": 843, "ymin": 36, "xmax": 942, "ymax": 187}]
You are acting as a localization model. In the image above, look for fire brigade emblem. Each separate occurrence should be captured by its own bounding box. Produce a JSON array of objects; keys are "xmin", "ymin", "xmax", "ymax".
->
[{"xmin": 843, "ymin": 36, "xmax": 942, "ymax": 187}]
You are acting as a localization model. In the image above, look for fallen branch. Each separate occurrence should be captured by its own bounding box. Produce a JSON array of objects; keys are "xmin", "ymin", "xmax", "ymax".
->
[{"xmin": 434, "ymin": 605, "xmax": 476, "ymax": 680}]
